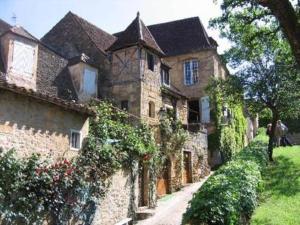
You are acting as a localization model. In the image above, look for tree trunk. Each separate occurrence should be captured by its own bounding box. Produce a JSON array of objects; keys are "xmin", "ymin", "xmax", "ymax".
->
[
  {"xmin": 268, "ymin": 110, "xmax": 279, "ymax": 161},
  {"xmin": 258, "ymin": 0, "xmax": 300, "ymax": 66}
]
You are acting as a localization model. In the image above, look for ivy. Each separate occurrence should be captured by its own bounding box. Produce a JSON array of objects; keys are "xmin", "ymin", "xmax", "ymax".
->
[{"xmin": 207, "ymin": 78, "xmax": 247, "ymax": 162}]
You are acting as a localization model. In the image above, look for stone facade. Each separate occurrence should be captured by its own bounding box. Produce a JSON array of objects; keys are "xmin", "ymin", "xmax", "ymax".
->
[
  {"xmin": 169, "ymin": 129, "xmax": 209, "ymax": 192},
  {"xmin": 92, "ymin": 169, "xmax": 139, "ymax": 225},
  {"xmin": 0, "ymin": 89, "xmax": 89, "ymax": 159}
]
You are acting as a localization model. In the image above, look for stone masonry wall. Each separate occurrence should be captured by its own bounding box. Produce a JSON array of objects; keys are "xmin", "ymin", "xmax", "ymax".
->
[
  {"xmin": 169, "ymin": 129, "xmax": 209, "ymax": 192},
  {"xmin": 164, "ymin": 50, "xmax": 216, "ymax": 99},
  {"xmin": 92, "ymin": 168, "xmax": 139, "ymax": 225},
  {"xmin": 185, "ymin": 130, "xmax": 210, "ymax": 181},
  {"xmin": 0, "ymin": 90, "xmax": 89, "ymax": 159}
]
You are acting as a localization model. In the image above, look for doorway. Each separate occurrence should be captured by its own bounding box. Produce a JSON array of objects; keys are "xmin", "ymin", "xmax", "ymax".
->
[{"xmin": 183, "ymin": 151, "xmax": 192, "ymax": 184}]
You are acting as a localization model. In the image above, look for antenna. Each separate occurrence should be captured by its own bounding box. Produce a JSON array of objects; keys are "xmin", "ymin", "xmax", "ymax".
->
[{"xmin": 11, "ymin": 13, "xmax": 17, "ymax": 26}]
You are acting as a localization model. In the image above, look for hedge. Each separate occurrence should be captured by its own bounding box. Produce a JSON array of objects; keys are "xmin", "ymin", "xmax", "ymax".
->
[{"xmin": 182, "ymin": 130, "xmax": 268, "ymax": 225}]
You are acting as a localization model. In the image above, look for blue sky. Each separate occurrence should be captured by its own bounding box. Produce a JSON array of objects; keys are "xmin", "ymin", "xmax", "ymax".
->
[{"xmin": 0, "ymin": 0, "xmax": 230, "ymax": 53}]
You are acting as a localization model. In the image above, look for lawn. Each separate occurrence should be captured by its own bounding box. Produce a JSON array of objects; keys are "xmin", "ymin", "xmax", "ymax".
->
[{"xmin": 251, "ymin": 146, "xmax": 300, "ymax": 225}]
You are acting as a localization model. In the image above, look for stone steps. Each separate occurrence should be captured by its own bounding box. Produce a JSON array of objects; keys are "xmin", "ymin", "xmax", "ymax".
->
[{"xmin": 135, "ymin": 207, "xmax": 155, "ymax": 221}]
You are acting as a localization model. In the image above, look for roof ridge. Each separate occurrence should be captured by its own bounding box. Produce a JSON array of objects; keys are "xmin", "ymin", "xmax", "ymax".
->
[
  {"xmin": 140, "ymin": 19, "xmax": 164, "ymax": 54},
  {"xmin": 137, "ymin": 12, "xmax": 143, "ymax": 41},
  {"xmin": 148, "ymin": 16, "xmax": 199, "ymax": 27},
  {"xmin": 69, "ymin": 12, "xmax": 108, "ymax": 56},
  {"xmin": 69, "ymin": 11, "xmax": 115, "ymax": 39}
]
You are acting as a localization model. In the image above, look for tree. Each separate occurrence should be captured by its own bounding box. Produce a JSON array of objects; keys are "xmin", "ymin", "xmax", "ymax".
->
[
  {"xmin": 238, "ymin": 39, "xmax": 300, "ymax": 160},
  {"xmin": 213, "ymin": 0, "xmax": 300, "ymax": 65},
  {"xmin": 211, "ymin": 3, "xmax": 300, "ymax": 160}
]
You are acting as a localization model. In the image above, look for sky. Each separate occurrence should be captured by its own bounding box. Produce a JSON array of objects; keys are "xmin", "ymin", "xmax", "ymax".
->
[{"xmin": 0, "ymin": 0, "xmax": 230, "ymax": 53}]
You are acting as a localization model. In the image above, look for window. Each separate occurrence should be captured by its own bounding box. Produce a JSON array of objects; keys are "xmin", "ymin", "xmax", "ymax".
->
[
  {"xmin": 83, "ymin": 68, "xmax": 97, "ymax": 95},
  {"xmin": 184, "ymin": 60, "xmax": 199, "ymax": 85},
  {"xmin": 148, "ymin": 101, "xmax": 155, "ymax": 118},
  {"xmin": 11, "ymin": 40, "xmax": 35, "ymax": 76},
  {"xmin": 147, "ymin": 52, "xmax": 154, "ymax": 71},
  {"xmin": 121, "ymin": 100, "xmax": 129, "ymax": 111},
  {"xmin": 161, "ymin": 68, "xmax": 170, "ymax": 86},
  {"xmin": 70, "ymin": 130, "xmax": 81, "ymax": 150}
]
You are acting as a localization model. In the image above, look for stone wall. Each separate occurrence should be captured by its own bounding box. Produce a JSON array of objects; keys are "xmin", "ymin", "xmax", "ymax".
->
[
  {"xmin": 164, "ymin": 50, "xmax": 219, "ymax": 99},
  {"xmin": 0, "ymin": 90, "xmax": 89, "ymax": 159},
  {"xmin": 169, "ymin": 129, "xmax": 209, "ymax": 192},
  {"xmin": 185, "ymin": 130, "xmax": 210, "ymax": 181},
  {"xmin": 92, "ymin": 168, "xmax": 139, "ymax": 225}
]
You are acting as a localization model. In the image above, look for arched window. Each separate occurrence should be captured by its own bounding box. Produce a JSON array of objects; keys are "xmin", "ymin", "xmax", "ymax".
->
[{"xmin": 149, "ymin": 101, "xmax": 155, "ymax": 118}]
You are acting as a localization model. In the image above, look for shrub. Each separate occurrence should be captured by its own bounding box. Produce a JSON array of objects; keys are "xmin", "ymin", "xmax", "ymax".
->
[{"xmin": 182, "ymin": 134, "xmax": 268, "ymax": 225}]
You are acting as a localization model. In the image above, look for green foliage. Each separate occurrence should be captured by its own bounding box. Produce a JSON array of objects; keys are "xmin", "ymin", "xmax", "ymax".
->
[
  {"xmin": 0, "ymin": 100, "xmax": 158, "ymax": 224},
  {"xmin": 159, "ymin": 110, "xmax": 188, "ymax": 156},
  {"xmin": 0, "ymin": 150, "xmax": 91, "ymax": 225},
  {"xmin": 251, "ymin": 146, "xmax": 300, "ymax": 225},
  {"xmin": 207, "ymin": 79, "xmax": 247, "ymax": 162},
  {"xmin": 182, "ymin": 133, "xmax": 269, "ymax": 225}
]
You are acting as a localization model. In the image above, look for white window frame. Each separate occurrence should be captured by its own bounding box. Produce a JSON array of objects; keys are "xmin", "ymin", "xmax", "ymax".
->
[
  {"xmin": 70, "ymin": 129, "xmax": 82, "ymax": 150},
  {"xmin": 11, "ymin": 40, "xmax": 35, "ymax": 77},
  {"xmin": 184, "ymin": 60, "xmax": 199, "ymax": 86},
  {"xmin": 82, "ymin": 67, "xmax": 97, "ymax": 95}
]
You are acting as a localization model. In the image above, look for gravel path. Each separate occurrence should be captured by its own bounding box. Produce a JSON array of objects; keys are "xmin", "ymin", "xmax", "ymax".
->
[{"xmin": 136, "ymin": 174, "xmax": 210, "ymax": 225}]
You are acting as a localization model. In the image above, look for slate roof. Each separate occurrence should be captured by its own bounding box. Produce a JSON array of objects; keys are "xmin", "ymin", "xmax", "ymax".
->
[
  {"xmin": 147, "ymin": 17, "xmax": 216, "ymax": 56},
  {"xmin": 0, "ymin": 77, "xmax": 94, "ymax": 115},
  {"xmin": 0, "ymin": 18, "xmax": 11, "ymax": 35},
  {"xmin": 108, "ymin": 13, "xmax": 164, "ymax": 56},
  {"xmin": 69, "ymin": 12, "xmax": 117, "ymax": 55}
]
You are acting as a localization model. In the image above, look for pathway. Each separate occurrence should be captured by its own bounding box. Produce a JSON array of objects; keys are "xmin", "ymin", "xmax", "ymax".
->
[{"xmin": 136, "ymin": 174, "xmax": 211, "ymax": 225}]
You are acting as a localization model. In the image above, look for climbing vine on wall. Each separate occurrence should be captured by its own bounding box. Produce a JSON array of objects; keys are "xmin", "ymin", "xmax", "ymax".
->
[
  {"xmin": 0, "ymin": 100, "xmax": 158, "ymax": 225},
  {"xmin": 207, "ymin": 78, "xmax": 247, "ymax": 162}
]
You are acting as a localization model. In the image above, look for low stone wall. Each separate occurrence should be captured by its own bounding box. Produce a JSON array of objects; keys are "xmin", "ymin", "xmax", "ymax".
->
[{"xmin": 92, "ymin": 168, "xmax": 139, "ymax": 225}]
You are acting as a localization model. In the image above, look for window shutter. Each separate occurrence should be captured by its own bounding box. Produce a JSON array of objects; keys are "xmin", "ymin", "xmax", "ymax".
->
[
  {"xmin": 12, "ymin": 41, "xmax": 35, "ymax": 76},
  {"xmin": 201, "ymin": 96, "xmax": 210, "ymax": 123},
  {"xmin": 83, "ymin": 68, "xmax": 97, "ymax": 95}
]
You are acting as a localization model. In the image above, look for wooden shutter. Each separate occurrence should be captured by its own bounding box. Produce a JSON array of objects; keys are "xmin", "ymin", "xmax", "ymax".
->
[
  {"xmin": 201, "ymin": 96, "xmax": 210, "ymax": 123},
  {"xmin": 83, "ymin": 68, "xmax": 97, "ymax": 95},
  {"xmin": 12, "ymin": 40, "xmax": 35, "ymax": 76}
]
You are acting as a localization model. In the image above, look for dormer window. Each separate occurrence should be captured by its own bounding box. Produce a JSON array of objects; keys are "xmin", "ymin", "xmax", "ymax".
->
[
  {"xmin": 161, "ymin": 68, "xmax": 170, "ymax": 86},
  {"xmin": 83, "ymin": 67, "xmax": 97, "ymax": 95},
  {"xmin": 11, "ymin": 40, "xmax": 35, "ymax": 76},
  {"xmin": 147, "ymin": 52, "xmax": 154, "ymax": 71}
]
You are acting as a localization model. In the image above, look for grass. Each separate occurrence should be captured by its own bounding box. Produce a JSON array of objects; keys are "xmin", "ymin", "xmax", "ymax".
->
[{"xmin": 251, "ymin": 146, "xmax": 300, "ymax": 225}]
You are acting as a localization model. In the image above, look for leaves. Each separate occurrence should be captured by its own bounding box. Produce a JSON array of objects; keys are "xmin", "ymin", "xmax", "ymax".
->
[{"xmin": 182, "ymin": 133, "xmax": 269, "ymax": 225}]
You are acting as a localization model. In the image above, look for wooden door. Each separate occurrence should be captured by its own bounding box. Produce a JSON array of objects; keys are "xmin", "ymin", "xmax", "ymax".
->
[
  {"xmin": 156, "ymin": 161, "xmax": 169, "ymax": 197},
  {"xmin": 183, "ymin": 151, "xmax": 192, "ymax": 184}
]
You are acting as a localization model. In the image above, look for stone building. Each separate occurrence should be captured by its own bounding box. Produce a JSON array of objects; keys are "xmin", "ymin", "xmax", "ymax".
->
[{"xmin": 0, "ymin": 11, "xmax": 227, "ymax": 224}]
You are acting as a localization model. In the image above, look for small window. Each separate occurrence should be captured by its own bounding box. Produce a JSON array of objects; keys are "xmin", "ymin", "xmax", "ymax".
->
[
  {"xmin": 121, "ymin": 100, "xmax": 129, "ymax": 111},
  {"xmin": 149, "ymin": 101, "xmax": 155, "ymax": 118},
  {"xmin": 83, "ymin": 68, "xmax": 97, "ymax": 95},
  {"xmin": 161, "ymin": 68, "xmax": 170, "ymax": 86},
  {"xmin": 70, "ymin": 130, "xmax": 81, "ymax": 150},
  {"xmin": 184, "ymin": 60, "xmax": 199, "ymax": 85},
  {"xmin": 11, "ymin": 40, "xmax": 35, "ymax": 76},
  {"xmin": 147, "ymin": 52, "xmax": 154, "ymax": 71}
]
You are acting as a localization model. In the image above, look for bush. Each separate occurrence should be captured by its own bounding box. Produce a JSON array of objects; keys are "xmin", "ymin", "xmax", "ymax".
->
[{"xmin": 182, "ymin": 134, "xmax": 268, "ymax": 225}]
